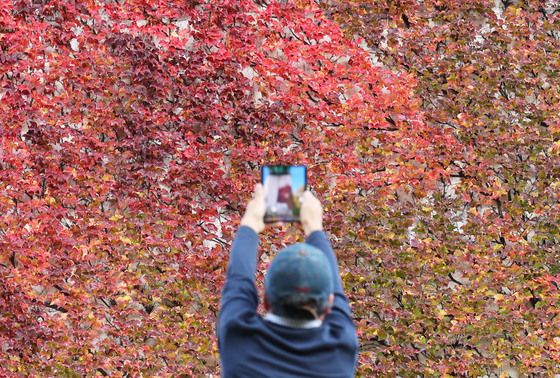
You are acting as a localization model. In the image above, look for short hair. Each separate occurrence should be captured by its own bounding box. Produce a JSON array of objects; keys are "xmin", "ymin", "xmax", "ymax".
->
[{"xmin": 271, "ymin": 297, "xmax": 325, "ymax": 320}]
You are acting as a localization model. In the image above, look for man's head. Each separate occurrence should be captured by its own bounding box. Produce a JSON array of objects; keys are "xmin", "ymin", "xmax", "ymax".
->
[{"xmin": 264, "ymin": 243, "xmax": 334, "ymax": 320}]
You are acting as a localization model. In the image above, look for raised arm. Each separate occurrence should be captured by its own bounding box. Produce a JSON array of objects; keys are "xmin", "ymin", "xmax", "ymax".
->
[
  {"xmin": 300, "ymin": 191, "xmax": 351, "ymax": 316},
  {"xmin": 218, "ymin": 185, "xmax": 265, "ymax": 330}
]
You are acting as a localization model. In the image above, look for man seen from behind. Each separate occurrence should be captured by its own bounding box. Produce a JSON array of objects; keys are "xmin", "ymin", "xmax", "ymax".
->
[{"xmin": 218, "ymin": 184, "xmax": 358, "ymax": 377}]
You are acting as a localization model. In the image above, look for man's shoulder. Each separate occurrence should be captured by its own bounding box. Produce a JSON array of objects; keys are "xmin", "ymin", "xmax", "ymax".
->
[{"xmin": 219, "ymin": 310, "xmax": 265, "ymax": 333}]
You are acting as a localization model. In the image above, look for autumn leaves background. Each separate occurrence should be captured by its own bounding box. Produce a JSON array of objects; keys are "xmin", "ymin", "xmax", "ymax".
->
[{"xmin": 0, "ymin": 0, "xmax": 558, "ymax": 376}]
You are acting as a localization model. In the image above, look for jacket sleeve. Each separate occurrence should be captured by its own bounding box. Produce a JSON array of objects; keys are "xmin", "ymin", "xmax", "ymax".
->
[
  {"xmin": 218, "ymin": 226, "xmax": 259, "ymax": 338},
  {"xmin": 305, "ymin": 231, "xmax": 352, "ymax": 317}
]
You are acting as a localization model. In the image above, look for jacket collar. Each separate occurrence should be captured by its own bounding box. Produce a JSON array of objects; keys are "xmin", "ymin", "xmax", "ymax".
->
[{"xmin": 263, "ymin": 313, "xmax": 322, "ymax": 329}]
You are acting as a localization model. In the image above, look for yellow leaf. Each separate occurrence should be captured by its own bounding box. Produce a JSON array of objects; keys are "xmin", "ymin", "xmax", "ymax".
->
[{"xmin": 121, "ymin": 236, "xmax": 133, "ymax": 244}]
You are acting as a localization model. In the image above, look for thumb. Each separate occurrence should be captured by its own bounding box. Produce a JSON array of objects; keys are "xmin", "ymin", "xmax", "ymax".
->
[
  {"xmin": 301, "ymin": 190, "xmax": 316, "ymax": 203},
  {"xmin": 254, "ymin": 183, "xmax": 264, "ymax": 199}
]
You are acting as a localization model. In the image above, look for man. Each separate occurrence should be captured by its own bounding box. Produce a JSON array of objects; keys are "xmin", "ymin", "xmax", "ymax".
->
[{"xmin": 218, "ymin": 184, "xmax": 358, "ymax": 377}]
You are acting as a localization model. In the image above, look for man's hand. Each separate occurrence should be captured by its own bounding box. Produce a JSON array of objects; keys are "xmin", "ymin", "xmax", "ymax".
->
[
  {"xmin": 240, "ymin": 184, "xmax": 266, "ymax": 233},
  {"xmin": 300, "ymin": 190, "xmax": 323, "ymax": 236}
]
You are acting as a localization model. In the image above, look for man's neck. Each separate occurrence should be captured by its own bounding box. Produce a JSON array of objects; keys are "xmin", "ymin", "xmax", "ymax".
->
[{"xmin": 263, "ymin": 312, "xmax": 322, "ymax": 329}]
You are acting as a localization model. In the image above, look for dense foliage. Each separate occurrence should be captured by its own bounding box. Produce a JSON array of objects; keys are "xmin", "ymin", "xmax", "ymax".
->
[
  {"xmin": 325, "ymin": 0, "xmax": 560, "ymax": 375},
  {"xmin": 0, "ymin": 0, "xmax": 558, "ymax": 376}
]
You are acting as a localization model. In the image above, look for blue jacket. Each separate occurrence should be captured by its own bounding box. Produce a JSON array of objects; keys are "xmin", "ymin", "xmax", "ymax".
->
[{"xmin": 218, "ymin": 226, "xmax": 358, "ymax": 377}]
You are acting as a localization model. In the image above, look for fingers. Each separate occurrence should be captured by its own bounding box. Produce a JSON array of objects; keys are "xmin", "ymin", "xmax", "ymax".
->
[
  {"xmin": 254, "ymin": 183, "xmax": 264, "ymax": 197},
  {"xmin": 252, "ymin": 183, "xmax": 266, "ymax": 210},
  {"xmin": 299, "ymin": 189, "xmax": 323, "ymax": 235},
  {"xmin": 301, "ymin": 190, "xmax": 320, "ymax": 206},
  {"xmin": 301, "ymin": 190, "xmax": 314, "ymax": 202},
  {"xmin": 253, "ymin": 184, "xmax": 265, "ymax": 204},
  {"xmin": 241, "ymin": 183, "xmax": 266, "ymax": 233}
]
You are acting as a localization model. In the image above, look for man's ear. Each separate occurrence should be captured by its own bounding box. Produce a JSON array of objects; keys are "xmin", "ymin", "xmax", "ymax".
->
[
  {"xmin": 326, "ymin": 293, "xmax": 334, "ymax": 313},
  {"xmin": 321, "ymin": 293, "xmax": 335, "ymax": 318}
]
